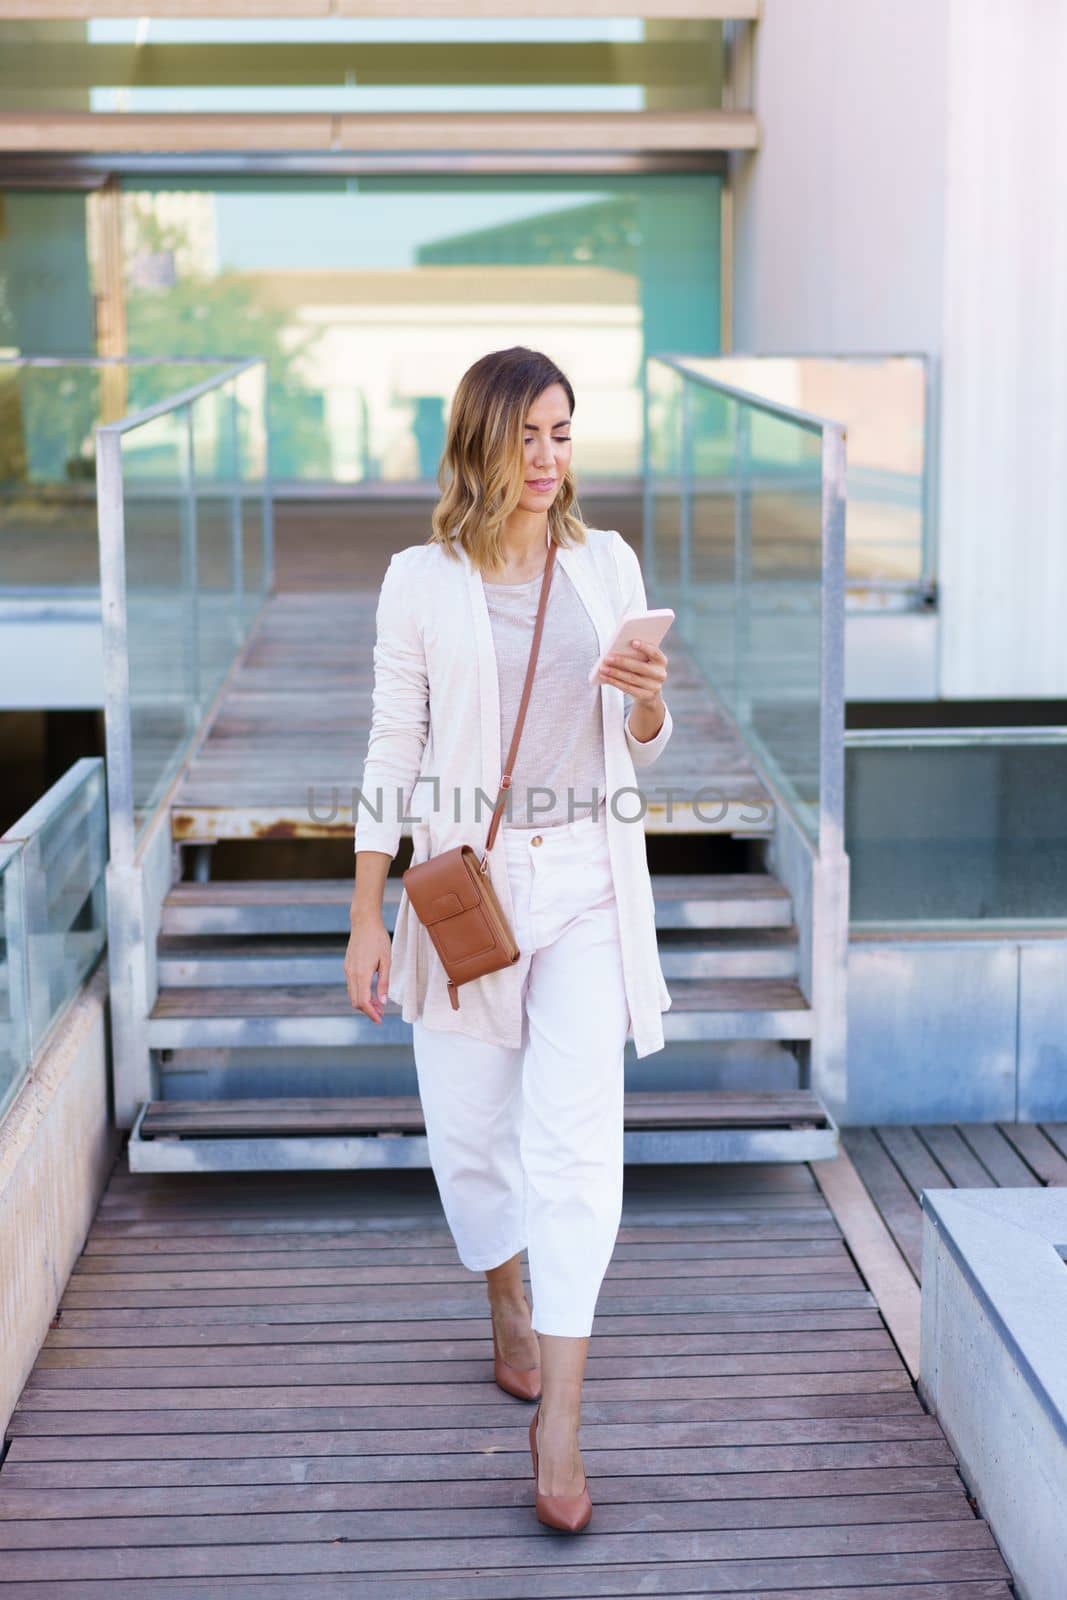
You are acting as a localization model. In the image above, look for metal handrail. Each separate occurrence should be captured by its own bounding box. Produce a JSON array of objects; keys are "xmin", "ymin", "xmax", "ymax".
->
[
  {"xmin": 0, "ymin": 355, "xmax": 240, "ymax": 367},
  {"xmin": 652, "ymin": 352, "xmax": 831, "ymax": 434},
  {"xmin": 94, "ymin": 358, "xmax": 262, "ymax": 438}
]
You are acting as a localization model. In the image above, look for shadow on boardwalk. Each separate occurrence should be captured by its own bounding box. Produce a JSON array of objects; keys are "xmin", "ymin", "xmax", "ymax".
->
[{"xmin": 0, "ymin": 1159, "xmax": 1013, "ymax": 1597}]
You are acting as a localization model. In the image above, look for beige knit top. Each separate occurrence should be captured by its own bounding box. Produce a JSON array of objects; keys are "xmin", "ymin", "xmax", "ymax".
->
[{"xmin": 482, "ymin": 563, "xmax": 607, "ymax": 829}]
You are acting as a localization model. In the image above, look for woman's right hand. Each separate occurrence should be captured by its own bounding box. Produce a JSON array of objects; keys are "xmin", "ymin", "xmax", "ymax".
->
[{"xmin": 345, "ymin": 912, "xmax": 392, "ymax": 1024}]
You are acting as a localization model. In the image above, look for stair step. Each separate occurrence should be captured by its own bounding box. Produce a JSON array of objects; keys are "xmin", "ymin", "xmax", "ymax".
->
[
  {"xmin": 146, "ymin": 977, "xmax": 813, "ymax": 1046},
  {"xmin": 650, "ymin": 874, "xmax": 794, "ymax": 929},
  {"xmin": 139, "ymin": 1090, "xmax": 832, "ymax": 1139},
  {"xmin": 155, "ymin": 927, "xmax": 799, "ymax": 986},
  {"xmin": 128, "ymin": 1086, "xmax": 838, "ymax": 1169},
  {"xmin": 159, "ymin": 873, "xmax": 794, "ymax": 936}
]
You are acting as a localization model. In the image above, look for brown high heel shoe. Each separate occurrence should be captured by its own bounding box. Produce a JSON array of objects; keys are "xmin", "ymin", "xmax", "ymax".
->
[
  {"xmin": 492, "ymin": 1325, "xmax": 541, "ymax": 1402},
  {"xmin": 528, "ymin": 1403, "xmax": 593, "ymax": 1533}
]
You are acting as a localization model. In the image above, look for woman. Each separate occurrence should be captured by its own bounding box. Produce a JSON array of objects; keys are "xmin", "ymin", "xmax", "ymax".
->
[{"xmin": 345, "ymin": 346, "xmax": 673, "ymax": 1533}]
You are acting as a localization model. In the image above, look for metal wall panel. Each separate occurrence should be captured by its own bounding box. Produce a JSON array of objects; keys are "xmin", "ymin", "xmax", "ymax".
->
[
  {"xmin": 1017, "ymin": 942, "xmax": 1067, "ymax": 1121},
  {"xmin": 844, "ymin": 939, "xmax": 1017, "ymax": 1124}
]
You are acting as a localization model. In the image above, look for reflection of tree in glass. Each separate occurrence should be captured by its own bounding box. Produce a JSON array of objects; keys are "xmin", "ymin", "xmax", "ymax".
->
[
  {"xmin": 123, "ymin": 200, "xmax": 330, "ymax": 480},
  {"xmin": 0, "ymin": 364, "xmax": 102, "ymax": 486}
]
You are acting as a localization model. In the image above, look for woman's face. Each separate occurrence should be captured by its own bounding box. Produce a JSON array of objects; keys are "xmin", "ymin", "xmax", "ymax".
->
[{"xmin": 515, "ymin": 382, "xmax": 572, "ymax": 515}]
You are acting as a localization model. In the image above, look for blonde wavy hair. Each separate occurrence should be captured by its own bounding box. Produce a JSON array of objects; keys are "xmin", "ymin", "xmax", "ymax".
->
[{"xmin": 429, "ymin": 347, "xmax": 586, "ymax": 574}]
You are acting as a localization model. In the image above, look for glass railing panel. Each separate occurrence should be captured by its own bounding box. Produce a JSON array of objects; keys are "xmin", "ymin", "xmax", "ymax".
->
[
  {"xmin": 743, "ymin": 405, "xmax": 824, "ymax": 832},
  {"xmin": 644, "ymin": 357, "xmax": 685, "ymax": 612},
  {"xmin": 18, "ymin": 763, "xmax": 109, "ymax": 1051},
  {"xmin": 98, "ymin": 359, "xmax": 272, "ymax": 847},
  {"xmin": 190, "ymin": 383, "xmax": 242, "ymax": 708},
  {"xmin": 687, "ymin": 379, "xmax": 741, "ymax": 714},
  {"xmin": 647, "ymin": 355, "xmax": 837, "ymax": 848},
  {"xmin": 685, "ymin": 354, "xmax": 928, "ymax": 587},
  {"xmin": 846, "ymin": 732, "xmax": 1067, "ymax": 923},
  {"xmin": 120, "ymin": 402, "xmax": 197, "ymax": 832},
  {"xmin": 0, "ymin": 846, "xmax": 30, "ymax": 1125},
  {"xmin": 0, "ymin": 760, "xmax": 108, "ymax": 1127}
]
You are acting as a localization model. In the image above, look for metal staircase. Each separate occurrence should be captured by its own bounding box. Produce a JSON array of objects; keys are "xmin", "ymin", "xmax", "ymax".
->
[
  {"xmin": 97, "ymin": 355, "xmax": 847, "ymax": 1175},
  {"xmin": 128, "ymin": 861, "xmax": 836, "ymax": 1171}
]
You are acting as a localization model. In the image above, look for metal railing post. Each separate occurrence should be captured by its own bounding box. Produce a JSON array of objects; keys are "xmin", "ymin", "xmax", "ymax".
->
[
  {"xmin": 180, "ymin": 403, "xmax": 201, "ymax": 725},
  {"xmin": 811, "ymin": 419, "xmax": 850, "ymax": 1112},
  {"xmin": 679, "ymin": 377, "xmax": 693, "ymax": 633},
  {"xmin": 229, "ymin": 383, "xmax": 245, "ymax": 639},
  {"xmin": 734, "ymin": 402, "xmax": 752, "ymax": 723},
  {"xmin": 97, "ymin": 425, "xmax": 154, "ymax": 1124},
  {"xmin": 262, "ymin": 369, "xmax": 275, "ymax": 596}
]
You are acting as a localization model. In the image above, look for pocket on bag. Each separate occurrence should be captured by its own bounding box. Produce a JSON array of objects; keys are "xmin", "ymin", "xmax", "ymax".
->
[{"xmin": 432, "ymin": 905, "xmax": 498, "ymax": 965}]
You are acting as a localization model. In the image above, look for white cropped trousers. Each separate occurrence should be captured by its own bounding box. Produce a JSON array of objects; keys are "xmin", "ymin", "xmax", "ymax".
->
[{"xmin": 411, "ymin": 805, "xmax": 629, "ymax": 1337}]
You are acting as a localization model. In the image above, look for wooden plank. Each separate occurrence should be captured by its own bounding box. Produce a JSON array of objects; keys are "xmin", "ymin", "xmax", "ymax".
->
[
  {"xmin": 87, "ymin": 1206, "xmax": 836, "ymax": 1229},
  {"xmin": 77, "ymin": 1224, "xmax": 846, "ymax": 1256},
  {"xmin": 809, "ymin": 1147, "xmax": 921, "ymax": 1381},
  {"xmin": 146, "ymin": 979, "xmax": 814, "ymax": 1020},
  {"xmin": 997, "ymin": 1122, "xmax": 1067, "ymax": 1185},
  {"xmin": 35, "ymin": 1329, "xmax": 896, "ymax": 1369},
  {"xmin": 33, "ymin": 1337, "xmax": 895, "ymax": 1376},
  {"xmin": 53, "ymin": 1288, "xmax": 875, "ymax": 1319},
  {"xmin": 4, "ymin": 1432, "xmax": 952, "ymax": 1484},
  {"xmin": 15, "ymin": 1370, "xmax": 914, "ymax": 1414},
  {"xmin": 0, "ymin": 1523, "xmax": 1000, "ymax": 1583},
  {"xmin": 1041, "ymin": 1122, "xmax": 1067, "ymax": 1162},
  {"xmin": 63, "ymin": 1255, "xmax": 856, "ymax": 1291},
  {"xmin": 6, "ymin": 1400, "xmax": 936, "ymax": 1442},
  {"xmin": 0, "ymin": 1575, "xmax": 1018, "ymax": 1600},
  {"xmin": 39, "ymin": 1291, "xmax": 879, "ymax": 1329},
  {"xmin": 956, "ymin": 1124, "xmax": 1041, "ymax": 1187},
  {"xmin": 138, "ymin": 1089, "xmax": 830, "ymax": 1138},
  {"xmin": 71, "ymin": 1239, "xmax": 851, "ymax": 1274},
  {"xmin": 0, "ymin": 1569, "xmax": 1017, "ymax": 1600},
  {"xmin": 0, "ymin": 1491, "xmax": 980, "ymax": 1551},
  {"xmin": 27, "ymin": 1347, "xmax": 902, "ymax": 1392},
  {"xmin": 915, "ymin": 1125, "xmax": 996, "ymax": 1189},
  {"xmin": 839, "ymin": 1129, "xmax": 924, "ymax": 1281},
  {"xmin": 0, "ymin": 1463, "xmax": 966, "ymax": 1516},
  {"xmin": 43, "ymin": 1309, "xmax": 887, "ymax": 1348},
  {"xmin": 875, "ymin": 1127, "xmax": 953, "ymax": 1202}
]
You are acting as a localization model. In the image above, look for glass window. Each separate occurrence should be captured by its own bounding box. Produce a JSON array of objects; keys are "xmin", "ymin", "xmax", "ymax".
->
[{"xmin": 117, "ymin": 174, "xmax": 722, "ymax": 484}]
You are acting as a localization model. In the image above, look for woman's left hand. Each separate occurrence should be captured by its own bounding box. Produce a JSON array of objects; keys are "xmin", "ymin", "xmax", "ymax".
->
[{"xmin": 597, "ymin": 638, "xmax": 669, "ymax": 706}]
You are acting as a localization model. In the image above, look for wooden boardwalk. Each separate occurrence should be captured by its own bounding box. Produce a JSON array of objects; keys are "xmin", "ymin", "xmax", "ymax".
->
[
  {"xmin": 843, "ymin": 1121, "xmax": 1067, "ymax": 1281},
  {"xmin": 0, "ymin": 1156, "xmax": 1013, "ymax": 1597},
  {"xmin": 169, "ymin": 526, "xmax": 774, "ymax": 843}
]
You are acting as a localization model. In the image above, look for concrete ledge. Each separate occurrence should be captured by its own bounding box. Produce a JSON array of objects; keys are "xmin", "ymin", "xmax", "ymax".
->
[
  {"xmin": 919, "ymin": 1186, "xmax": 1067, "ymax": 1600},
  {"xmin": 0, "ymin": 962, "xmax": 120, "ymax": 1437}
]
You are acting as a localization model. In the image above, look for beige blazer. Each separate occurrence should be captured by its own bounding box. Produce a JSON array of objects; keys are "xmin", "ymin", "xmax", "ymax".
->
[{"xmin": 354, "ymin": 526, "xmax": 674, "ymax": 1057}]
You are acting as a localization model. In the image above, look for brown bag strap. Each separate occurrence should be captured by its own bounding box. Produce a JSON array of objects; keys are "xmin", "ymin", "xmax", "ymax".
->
[{"xmin": 480, "ymin": 539, "xmax": 557, "ymax": 865}]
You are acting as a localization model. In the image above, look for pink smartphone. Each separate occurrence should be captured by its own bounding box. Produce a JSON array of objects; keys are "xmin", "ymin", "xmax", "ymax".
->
[{"xmin": 588, "ymin": 608, "xmax": 675, "ymax": 686}]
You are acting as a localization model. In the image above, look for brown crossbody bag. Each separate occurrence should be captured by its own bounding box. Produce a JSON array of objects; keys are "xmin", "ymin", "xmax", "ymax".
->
[{"xmin": 401, "ymin": 541, "xmax": 556, "ymax": 1012}]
